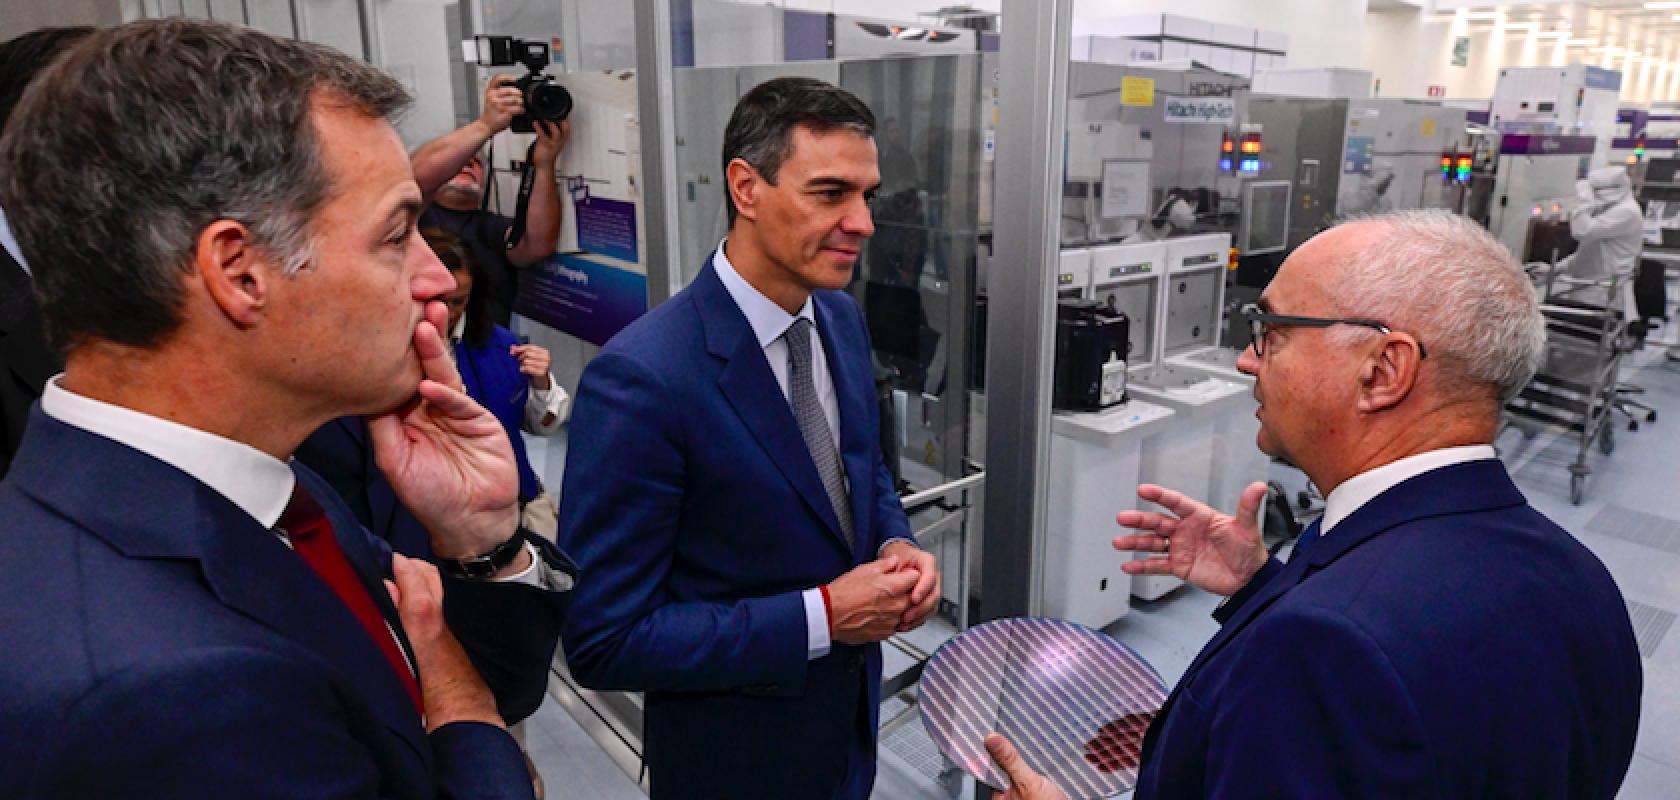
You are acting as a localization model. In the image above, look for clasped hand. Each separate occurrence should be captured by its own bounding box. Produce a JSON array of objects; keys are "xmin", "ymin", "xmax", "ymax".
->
[{"xmin": 826, "ymin": 542, "xmax": 940, "ymax": 645}]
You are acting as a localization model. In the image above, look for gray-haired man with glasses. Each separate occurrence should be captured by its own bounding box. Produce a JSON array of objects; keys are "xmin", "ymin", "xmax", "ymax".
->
[{"xmin": 986, "ymin": 210, "xmax": 1641, "ymax": 800}]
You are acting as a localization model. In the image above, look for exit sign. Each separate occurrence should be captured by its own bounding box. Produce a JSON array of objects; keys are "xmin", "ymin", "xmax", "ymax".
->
[{"xmin": 1427, "ymin": 85, "xmax": 1446, "ymax": 97}]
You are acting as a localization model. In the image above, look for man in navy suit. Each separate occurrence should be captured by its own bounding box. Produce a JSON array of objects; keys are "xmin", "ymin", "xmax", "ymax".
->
[
  {"xmin": 0, "ymin": 20, "xmax": 572, "ymax": 798},
  {"xmin": 987, "ymin": 210, "xmax": 1642, "ymax": 799},
  {"xmin": 557, "ymin": 77, "xmax": 941, "ymax": 798}
]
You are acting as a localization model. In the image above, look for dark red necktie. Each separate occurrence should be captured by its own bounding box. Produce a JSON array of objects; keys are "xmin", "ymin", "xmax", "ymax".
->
[{"xmin": 278, "ymin": 482, "xmax": 424, "ymax": 713}]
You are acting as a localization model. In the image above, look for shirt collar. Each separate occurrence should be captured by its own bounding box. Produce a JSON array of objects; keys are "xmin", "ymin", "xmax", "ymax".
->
[
  {"xmin": 449, "ymin": 312, "xmax": 466, "ymax": 347},
  {"xmin": 39, "ymin": 375, "xmax": 296, "ymax": 529},
  {"xmin": 1320, "ymin": 444, "xmax": 1498, "ymax": 536},
  {"xmin": 712, "ymin": 239, "xmax": 815, "ymax": 348}
]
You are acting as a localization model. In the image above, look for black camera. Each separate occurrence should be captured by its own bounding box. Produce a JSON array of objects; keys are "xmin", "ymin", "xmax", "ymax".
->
[{"xmin": 471, "ymin": 35, "xmax": 572, "ymax": 133}]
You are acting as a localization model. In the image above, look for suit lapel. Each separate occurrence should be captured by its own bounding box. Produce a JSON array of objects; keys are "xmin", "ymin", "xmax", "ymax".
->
[
  {"xmin": 10, "ymin": 411, "xmax": 428, "ymax": 759},
  {"xmin": 695, "ymin": 261, "xmax": 850, "ymax": 551}
]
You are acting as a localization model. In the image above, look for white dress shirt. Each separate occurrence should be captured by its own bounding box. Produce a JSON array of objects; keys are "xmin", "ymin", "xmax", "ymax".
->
[
  {"xmin": 0, "ymin": 204, "xmax": 29, "ymax": 275},
  {"xmin": 39, "ymin": 374, "xmax": 547, "ymax": 585},
  {"xmin": 1319, "ymin": 445, "xmax": 1499, "ymax": 537},
  {"xmin": 713, "ymin": 241, "xmax": 847, "ymax": 661}
]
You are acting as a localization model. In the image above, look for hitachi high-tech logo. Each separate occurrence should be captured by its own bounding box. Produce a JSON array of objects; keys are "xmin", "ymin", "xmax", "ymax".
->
[
  {"xmin": 1541, "ymin": 138, "xmax": 1561, "ymax": 151},
  {"xmin": 554, "ymin": 263, "xmax": 589, "ymax": 285}
]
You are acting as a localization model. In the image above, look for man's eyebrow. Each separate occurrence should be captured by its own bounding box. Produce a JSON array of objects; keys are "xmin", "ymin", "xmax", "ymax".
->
[
  {"xmin": 387, "ymin": 197, "xmax": 425, "ymax": 223},
  {"xmin": 806, "ymin": 176, "xmax": 855, "ymax": 190},
  {"xmin": 804, "ymin": 176, "xmax": 883, "ymax": 193}
]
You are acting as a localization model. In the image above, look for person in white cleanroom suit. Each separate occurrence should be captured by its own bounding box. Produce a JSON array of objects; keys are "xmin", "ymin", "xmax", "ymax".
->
[{"xmin": 1564, "ymin": 167, "xmax": 1644, "ymax": 315}]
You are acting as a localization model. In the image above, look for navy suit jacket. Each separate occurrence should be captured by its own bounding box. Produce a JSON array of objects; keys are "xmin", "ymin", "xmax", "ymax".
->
[
  {"xmin": 296, "ymin": 415, "xmax": 435, "ymax": 561},
  {"xmin": 1135, "ymin": 459, "xmax": 1642, "ymax": 799},
  {"xmin": 557, "ymin": 259, "xmax": 913, "ymax": 799},
  {"xmin": 0, "ymin": 408, "xmax": 572, "ymax": 798}
]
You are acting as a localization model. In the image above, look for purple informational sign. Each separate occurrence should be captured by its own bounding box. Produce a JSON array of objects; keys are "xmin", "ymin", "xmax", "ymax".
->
[
  {"xmin": 514, "ymin": 254, "xmax": 648, "ymax": 347},
  {"xmin": 568, "ymin": 177, "xmax": 639, "ymax": 264}
]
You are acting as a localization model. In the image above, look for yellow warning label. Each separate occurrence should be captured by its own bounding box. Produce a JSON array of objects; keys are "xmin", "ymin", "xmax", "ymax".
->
[
  {"xmin": 1421, "ymin": 118, "xmax": 1437, "ymax": 137},
  {"xmin": 1121, "ymin": 77, "xmax": 1155, "ymax": 106}
]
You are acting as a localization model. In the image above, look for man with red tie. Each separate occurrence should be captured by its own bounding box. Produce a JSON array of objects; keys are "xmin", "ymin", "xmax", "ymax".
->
[{"xmin": 0, "ymin": 19, "xmax": 572, "ymax": 798}]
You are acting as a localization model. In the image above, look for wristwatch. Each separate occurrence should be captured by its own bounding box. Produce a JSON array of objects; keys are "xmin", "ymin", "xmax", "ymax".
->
[{"xmin": 439, "ymin": 528, "xmax": 531, "ymax": 580}]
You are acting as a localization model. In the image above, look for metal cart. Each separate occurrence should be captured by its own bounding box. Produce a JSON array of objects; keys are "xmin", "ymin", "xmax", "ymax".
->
[{"xmin": 1503, "ymin": 263, "xmax": 1629, "ymax": 504}]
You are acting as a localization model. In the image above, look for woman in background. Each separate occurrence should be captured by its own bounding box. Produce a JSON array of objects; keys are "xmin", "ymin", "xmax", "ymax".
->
[{"xmin": 423, "ymin": 227, "xmax": 568, "ymax": 539}]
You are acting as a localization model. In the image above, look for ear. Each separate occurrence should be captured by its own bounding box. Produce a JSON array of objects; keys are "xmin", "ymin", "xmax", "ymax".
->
[
  {"xmin": 1357, "ymin": 333, "xmax": 1424, "ymax": 413},
  {"xmin": 726, "ymin": 157, "xmax": 761, "ymax": 224},
  {"xmin": 195, "ymin": 219, "xmax": 274, "ymax": 329}
]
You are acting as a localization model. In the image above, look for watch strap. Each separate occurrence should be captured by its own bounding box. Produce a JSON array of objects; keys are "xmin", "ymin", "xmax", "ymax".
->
[{"xmin": 438, "ymin": 527, "xmax": 531, "ymax": 580}]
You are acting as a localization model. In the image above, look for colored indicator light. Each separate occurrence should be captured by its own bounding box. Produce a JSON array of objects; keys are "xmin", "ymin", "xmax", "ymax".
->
[
  {"xmin": 1239, "ymin": 158, "xmax": 1261, "ymax": 172},
  {"xmin": 1532, "ymin": 206, "xmax": 1542, "ymax": 215},
  {"xmin": 1629, "ymin": 155, "xmax": 1640, "ymax": 164},
  {"xmin": 1457, "ymin": 157, "xmax": 1472, "ymax": 168},
  {"xmin": 1219, "ymin": 158, "xmax": 1233, "ymax": 171}
]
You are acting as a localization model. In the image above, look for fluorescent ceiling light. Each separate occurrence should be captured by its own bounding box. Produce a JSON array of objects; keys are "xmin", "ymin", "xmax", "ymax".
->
[
  {"xmin": 1501, "ymin": 22, "xmax": 1538, "ymax": 31},
  {"xmin": 1536, "ymin": 31, "xmax": 1570, "ymax": 39},
  {"xmin": 1566, "ymin": 38, "xmax": 1599, "ymax": 46},
  {"xmin": 1646, "ymin": 1, "xmax": 1680, "ymax": 8}
]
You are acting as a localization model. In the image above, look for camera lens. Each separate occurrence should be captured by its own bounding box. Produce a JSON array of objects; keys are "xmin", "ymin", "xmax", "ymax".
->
[{"xmin": 527, "ymin": 83, "xmax": 572, "ymax": 122}]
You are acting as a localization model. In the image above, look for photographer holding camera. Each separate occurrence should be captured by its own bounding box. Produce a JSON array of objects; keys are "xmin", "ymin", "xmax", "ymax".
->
[{"xmin": 411, "ymin": 74, "xmax": 568, "ymax": 327}]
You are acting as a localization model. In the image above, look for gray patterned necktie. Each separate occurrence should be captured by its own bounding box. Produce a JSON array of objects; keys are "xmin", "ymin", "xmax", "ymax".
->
[{"xmin": 785, "ymin": 317, "xmax": 855, "ymax": 549}]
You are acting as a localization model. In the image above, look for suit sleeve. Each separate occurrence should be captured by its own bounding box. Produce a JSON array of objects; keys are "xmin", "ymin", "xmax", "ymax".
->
[
  {"xmin": 26, "ymin": 646, "xmax": 533, "ymax": 800},
  {"xmin": 557, "ymin": 350, "xmax": 809, "ymax": 695},
  {"xmin": 1201, "ymin": 605, "xmax": 1435, "ymax": 799}
]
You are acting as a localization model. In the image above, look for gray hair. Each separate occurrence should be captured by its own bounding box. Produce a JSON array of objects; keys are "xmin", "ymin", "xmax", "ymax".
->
[
  {"xmin": 0, "ymin": 18, "xmax": 409, "ymax": 353},
  {"xmin": 1325, "ymin": 209, "xmax": 1546, "ymax": 406}
]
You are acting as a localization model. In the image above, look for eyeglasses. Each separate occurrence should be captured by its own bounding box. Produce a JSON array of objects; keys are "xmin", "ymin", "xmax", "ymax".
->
[{"xmin": 1241, "ymin": 303, "xmax": 1426, "ymax": 359}]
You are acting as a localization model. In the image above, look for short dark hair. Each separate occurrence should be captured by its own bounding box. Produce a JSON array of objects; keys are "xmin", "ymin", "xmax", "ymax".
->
[
  {"xmin": 721, "ymin": 76, "xmax": 875, "ymax": 227},
  {"xmin": 0, "ymin": 18, "xmax": 409, "ymax": 354},
  {"xmin": 0, "ymin": 26, "xmax": 95, "ymax": 135},
  {"xmin": 421, "ymin": 227, "xmax": 494, "ymax": 349}
]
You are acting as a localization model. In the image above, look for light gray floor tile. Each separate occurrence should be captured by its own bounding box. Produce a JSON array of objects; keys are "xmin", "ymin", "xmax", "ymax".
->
[
  {"xmin": 523, "ymin": 691, "xmax": 645, "ymax": 800},
  {"xmin": 1618, "ymin": 753, "xmax": 1680, "ymax": 800}
]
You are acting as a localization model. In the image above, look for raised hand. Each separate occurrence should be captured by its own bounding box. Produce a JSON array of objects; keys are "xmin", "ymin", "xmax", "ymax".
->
[
  {"xmin": 531, "ymin": 119, "xmax": 570, "ymax": 166},
  {"xmin": 1114, "ymin": 482, "xmax": 1270, "ymax": 598},
  {"xmin": 510, "ymin": 343, "xmax": 552, "ymax": 390},
  {"xmin": 368, "ymin": 300, "xmax": 522, "ymax": 563},
  {"xmin": 479, "ymin": 74, "xmax": 524, "ymax": 134}
]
